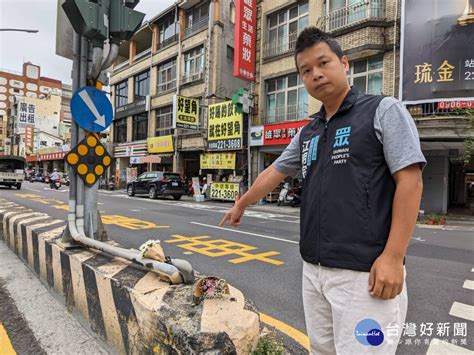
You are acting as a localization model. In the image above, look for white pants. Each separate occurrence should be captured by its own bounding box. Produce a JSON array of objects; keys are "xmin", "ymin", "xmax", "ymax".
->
[{"xmin": 302, "ymin": 261, "xmax": 407, "ymax": 355}]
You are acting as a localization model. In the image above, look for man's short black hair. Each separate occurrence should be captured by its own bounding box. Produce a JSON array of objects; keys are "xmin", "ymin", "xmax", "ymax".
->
[{"xmin": 294, "ymin": 27, "xmax": 344, "ymax": 71}]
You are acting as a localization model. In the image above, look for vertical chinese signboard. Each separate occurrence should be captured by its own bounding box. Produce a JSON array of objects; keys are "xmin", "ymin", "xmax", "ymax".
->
[
  {"xmin": 173, "ymin": 95, "xmax": 199, "ymax": 130},
  {"xmin": 207, "ymin": 101, "xmax": 242, "ymax": 150},
  {"xmin": 18, "ymin": 102, "xmax": 36, "ymax": 127},
  {"xmin": 400, "ymin": 0, "xmax": 474, "ymax": 103},
  {"xmin": 24, "ymin": 125, "xmax": 34, "ymax": 149},
  {"xmin": 234, "ymin": 0, "xmax": 256, "ymax": 81}
]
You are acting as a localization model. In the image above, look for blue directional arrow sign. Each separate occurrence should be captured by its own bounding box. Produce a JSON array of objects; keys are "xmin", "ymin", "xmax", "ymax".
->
[{"xmin": 71, "ymin": 86, "xmax": 113, "ymax": 132}]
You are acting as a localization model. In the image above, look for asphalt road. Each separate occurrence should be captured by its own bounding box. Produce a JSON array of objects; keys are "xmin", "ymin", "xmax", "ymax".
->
[{"xmin": 1, "ymin": 182, "xmax": 473, "ymax": 354}]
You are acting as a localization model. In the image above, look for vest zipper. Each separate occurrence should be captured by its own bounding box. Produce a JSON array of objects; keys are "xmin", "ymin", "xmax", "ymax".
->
[
  {"xmin": 365, "ymin": 185, "xmax": 371, "ymax": 209},
  {"xmin": 318, "ymin": 119, "xmax": 330, "ymax": 265}
]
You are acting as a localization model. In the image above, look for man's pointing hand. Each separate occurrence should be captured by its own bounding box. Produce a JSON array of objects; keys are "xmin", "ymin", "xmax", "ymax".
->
[{"xmin": 219, "ymin": 198, "xmax": 245, "ymax": 227}]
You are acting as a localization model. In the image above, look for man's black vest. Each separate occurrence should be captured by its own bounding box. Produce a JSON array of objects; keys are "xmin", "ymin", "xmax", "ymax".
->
[{"xmin": 299, "ymin": 88, "xmax": 395, "ymax": 272}]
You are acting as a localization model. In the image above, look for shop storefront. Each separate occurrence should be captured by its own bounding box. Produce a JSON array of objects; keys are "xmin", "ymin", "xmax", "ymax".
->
[
  {"xmin": 113, "ymin": 142, "xmax": 147, "ymax": 187},
  {"xmin": 204, "ymin": 101, "xmax": 245, "ymax": 201},
  {"xmin": 250, "ymin": 120, "xmax": 311, "ymax": 201},
  {"xmin": 26, "ymin": 148, "xmax": 69, "ymax": 174},
  {"xmin": 147, "ymin": 135, "xmax": 174, "ymax": 172}
]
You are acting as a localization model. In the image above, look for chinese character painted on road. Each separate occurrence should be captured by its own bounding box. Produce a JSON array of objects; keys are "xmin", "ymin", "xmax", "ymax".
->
[{"xmin": 414, "ymin": 63, "xmax": 433, "ymax": 83}]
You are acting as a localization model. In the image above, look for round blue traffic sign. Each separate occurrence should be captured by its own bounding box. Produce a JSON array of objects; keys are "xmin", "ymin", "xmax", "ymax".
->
[{"xmin": 71, "ymin": 86, "xmax": 113, "ymax": 132}]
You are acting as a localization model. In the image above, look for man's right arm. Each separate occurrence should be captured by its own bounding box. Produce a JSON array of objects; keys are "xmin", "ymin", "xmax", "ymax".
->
[
  {"xmin": 219, "ymin": 130, "xmax": 302, "ymax": 227},
  {"xmin": 219, "ymin": 166, "xmax": 287, "ymax": 226}
]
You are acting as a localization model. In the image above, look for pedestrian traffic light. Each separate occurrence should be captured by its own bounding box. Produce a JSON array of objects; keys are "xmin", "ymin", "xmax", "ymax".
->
[
  {"xmin": 62, "ymin": 0, "xmax": 109, "ymax": 42},
  {"xmin": 65, "ymin": 134, "xmax": 112, "ymax": 187},
  {"xmin": 109, "ymin": 0, "xmax": 145, "ymax": 43}
]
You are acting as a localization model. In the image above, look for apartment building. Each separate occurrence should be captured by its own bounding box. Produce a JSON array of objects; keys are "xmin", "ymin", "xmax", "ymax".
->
[
  {"xmin": 252, "ymin": 0, "xmax": 473, "ymax": 213},
  {"xmin": 110, "ymin": 0, "xmax": 250, "ymax": 186}
]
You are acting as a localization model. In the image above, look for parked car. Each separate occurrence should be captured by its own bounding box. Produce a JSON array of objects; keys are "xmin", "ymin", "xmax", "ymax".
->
[{"xmin": 126, "ymin": 171, "xmax": 185, "ymax": 200}]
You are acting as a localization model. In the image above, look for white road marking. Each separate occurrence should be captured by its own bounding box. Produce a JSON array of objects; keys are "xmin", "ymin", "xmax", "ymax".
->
[
  {"xmin": 25, "ymin": 187, "xmax": 41, "ymax": 192},
  {"xmin": 463, "ymin": 280, "xmax": 474, "ymax": 290},
  {"xmin": 112, "ymin": 195, "xmax": 300, "ymax": 223},
  {"xmin": 131, "ymin": 209, "xmax": 142, "ymax": 212},
  {"xmin": 449, "ymin": 302, "xmax": 474, "ymax": 321},
  {"xmin": 411, "ymin": 236, "xmax": 426, "ymax": 242},
  {"xmin": 190, "ymin": 221, "xmax": 298, "ymax": 245},
  {"xmin": 426, "ymin": 338, "xmax": 473, "ymax": 354},
  {"xmin": 472, "ymin": 268, "xmax": 474, "ymax": 273}
]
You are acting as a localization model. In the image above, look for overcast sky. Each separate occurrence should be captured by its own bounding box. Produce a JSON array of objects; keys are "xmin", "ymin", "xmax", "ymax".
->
[{"xmin": 0, "ymin": 0, "xmax": 174, "ymax": 84}]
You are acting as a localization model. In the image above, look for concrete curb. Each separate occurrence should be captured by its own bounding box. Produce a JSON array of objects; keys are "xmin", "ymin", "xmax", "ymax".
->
[{"xmin": 0, "ymin": 199, "xmax": 260, "ymax": 354}]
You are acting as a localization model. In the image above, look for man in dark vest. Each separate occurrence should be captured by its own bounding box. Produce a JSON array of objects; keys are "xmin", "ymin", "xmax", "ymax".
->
[{"xmin": 219, "ymin": 27, "xmax": 426, "ymax": 354}]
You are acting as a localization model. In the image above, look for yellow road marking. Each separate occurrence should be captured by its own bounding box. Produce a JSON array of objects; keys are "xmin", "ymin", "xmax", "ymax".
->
[
  {"xmin": 52, "ymin": 205, "xmax": 69, "ymax": 211},
  {"xmin": 101, "ymin": 215, "xmax": 169, "ymax": 230},
  {"xmin": 259, "ymin": 313, "xmax": 310, "ymax": 352},
  {"xmin": 165, "ymin": 234, "xmax": 284, "ymax": 265},
  {"xmin": 0, "ymin": 322, "xmax": 16, "ymax": 355}
]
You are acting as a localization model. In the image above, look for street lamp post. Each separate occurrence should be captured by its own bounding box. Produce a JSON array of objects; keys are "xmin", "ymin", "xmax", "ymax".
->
[{"xmin": 0, "ymin": 28, "xmax": 39, "ymax": 33}]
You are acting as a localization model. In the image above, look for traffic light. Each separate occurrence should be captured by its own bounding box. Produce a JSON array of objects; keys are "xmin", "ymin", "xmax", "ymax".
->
[
  {"xmin": 62, "ymin": 0, "xmax": 145, "ymax": 44},
  {"xmin": 109, "ymin": 0, "xmax": 145, "ymax": 43},
  {"xmin": 62, "ymin": 0, "xmax": 109, "ymax": 42},
  {"xmin": 65, "ymin": 134, "xmax": 112, "ymax": 187}
]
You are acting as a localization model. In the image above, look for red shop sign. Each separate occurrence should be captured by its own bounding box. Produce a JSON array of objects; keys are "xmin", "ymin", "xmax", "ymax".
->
[
  {"xmin": 263, "ymin": 120, "xmax": 311, "ymax": 146},
  {"xmin": 233, "ymin": 0, "xmax": 256, "ymax": 81}
]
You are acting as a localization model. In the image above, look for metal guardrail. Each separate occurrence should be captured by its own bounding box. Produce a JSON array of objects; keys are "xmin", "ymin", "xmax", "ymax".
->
[
  {"xmin": 263, "ymin": 32, "xmax": 298, "ymax": 59},
  {"xmin": 261, "ymin": 104, "xmax": 309, "ymax": 124},
  {"xmin": 184, "ymin": 16, "xmax": 209, "ymax": 37},
  {"xmin": 134, "ymin": 48, "xmax": 152, "ymax": 61},
  {"xmin": 317, "ymin": 0, "xmax": 386, "ymax": 32},
  {"xmin": 160, "ymin": 33, "xmax": 179, "ymax": 48},
  {"xmin": 181, "ymin": 70, "xmax": 204, "ymax": 85},
  {"xmin": 407, "ymin": 102, "xmax": 474, "ymax": 117}
]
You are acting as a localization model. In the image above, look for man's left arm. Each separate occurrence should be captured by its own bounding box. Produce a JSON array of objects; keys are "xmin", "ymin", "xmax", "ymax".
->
[
  {"xmin": 368, "ymin": 164, "xmax": 423, "ymax": 300},
  {"xmin": 369, "ymin": 98, "xmax": 426, "ymax": 300}
]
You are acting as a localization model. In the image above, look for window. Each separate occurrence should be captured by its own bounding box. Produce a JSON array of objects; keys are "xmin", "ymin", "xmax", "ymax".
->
[
  {"xmin": 132, "ymin": 113, "xmax": 148, "ymax": 141},
  {"xmin": 159, "ymin": 14, "xmax": 178, "ymax": 47},
  {"xmin": 115, "ymin": 80, "xmax": 128, "ymax": 107},
  {"xmin": 157, "ymin": 59, "xmax": 176, "ymax": 93},
  {"xmin": 230, "ymin": 2, "xmax": 236, "ymax": 24},
  {"xmin": 183, "ymin": 46, "xmax": 205, "ymax": 83},
  {"xmin": 156, "ymin": 106, "xmax": 174, "ymax": 137},
  {"xmin": 187, "ymin": 2, "xmax": 209, "ymax": 28},
  {"xmin": 266, "ymin": 73, "xmax": 308, "ymax": 123},
  {"xmin": 347, "ymin": 56, "xmax": 383, "ymax": 95},
  {"xmin": 226, "ymin": 46, "xmax": 234, "ymax": 61},
  {"xmin": 114, "ymin": 118, "xmax": 127, "ymax": 143},
  {"xmin": 266, "ymin": 1, "xmax": 308, "ymax": 57},
  {"xmin": 134, "ymin": 71, "xmax": 150, "ymax": 100}
]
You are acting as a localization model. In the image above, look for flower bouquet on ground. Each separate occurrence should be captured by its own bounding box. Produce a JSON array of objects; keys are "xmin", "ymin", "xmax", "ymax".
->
[
  {"xmin": 139, "ymin": 239, "xmax": 166, "ymax": 262},
  {"xmin": 193, "ymin": 276, "xmax": 230, "ymax": 305}
]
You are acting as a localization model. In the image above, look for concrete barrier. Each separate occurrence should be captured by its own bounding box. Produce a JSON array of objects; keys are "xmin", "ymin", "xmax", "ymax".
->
[{"xmin": 0, "ymin": 199, "xmax": 260, "ymax": 354}]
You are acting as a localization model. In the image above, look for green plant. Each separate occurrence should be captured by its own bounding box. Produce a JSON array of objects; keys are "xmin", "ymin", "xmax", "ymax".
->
[{"xmin": 253, "ymin": 334, "xmax": 285, "ymax": 355}]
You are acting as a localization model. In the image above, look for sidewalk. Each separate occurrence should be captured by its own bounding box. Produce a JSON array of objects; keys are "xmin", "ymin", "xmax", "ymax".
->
[{"xmin": 0, "ymin": 240, "xmax": 110, "ymax": 354}]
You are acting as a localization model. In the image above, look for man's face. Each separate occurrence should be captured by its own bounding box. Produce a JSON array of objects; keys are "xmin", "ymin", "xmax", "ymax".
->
[{"xmin": 296, "ymin": 42, "xmax": 350, "ymax": 102}]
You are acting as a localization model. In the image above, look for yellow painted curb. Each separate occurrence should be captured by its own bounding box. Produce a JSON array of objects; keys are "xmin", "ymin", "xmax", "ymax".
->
[
  {"xmin": 260, "ymin": 313, "xmax": 310, "ymax": 351},
  {"xmin": 0, "ymin": 322, "xmax": 16, "ymax": 355}
]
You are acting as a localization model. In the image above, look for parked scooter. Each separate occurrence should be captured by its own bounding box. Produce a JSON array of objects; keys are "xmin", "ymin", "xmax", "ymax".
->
[{"xmin": 277, "ymin": 183, "xmax": 301, "ymax": 207}]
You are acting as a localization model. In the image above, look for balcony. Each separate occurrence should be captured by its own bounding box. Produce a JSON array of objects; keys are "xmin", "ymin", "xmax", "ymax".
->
[
  {"xmin": 263, "ymin": 32, "xmax": 298, "ymax": 59},
  {"xmin": 184, "ymin": 16, "xmax": 209, "ymax": 37},
  {"xmin": 181, "ymin": 70, "xmax": 204, "ymax": 85},
  {"xmin": 159, "ymin": 33, "xmax": 179, "ymax": 49},
  {"xmin": 261, "ymin": 103, "xmax": 309, "ymax": 125},
  {"xmin": 317, "ymin": 0, "xmax": 386, "ymax": 33}
]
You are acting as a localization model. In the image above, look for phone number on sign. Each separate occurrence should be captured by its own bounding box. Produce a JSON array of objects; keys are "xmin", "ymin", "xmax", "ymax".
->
[
  {"xmin": 210, "ymin": 187, "xmax": 239, "ymax": 201},
  {"xmin": 208, "ymin": 139, "xmax": 241, "ymax": 150}
]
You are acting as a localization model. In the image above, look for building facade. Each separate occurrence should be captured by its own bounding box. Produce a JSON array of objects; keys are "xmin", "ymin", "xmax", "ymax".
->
[
  {"xmin": 0, "ymin": 62, "xmax": 72, "ymax": 172},
  {"xmin": 110, "ymin": 0, "xmax": 250, "ymax": 187},
  {"xmin": 109, "ymin": 0, "xmax": 472, "ymax": 213}
]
